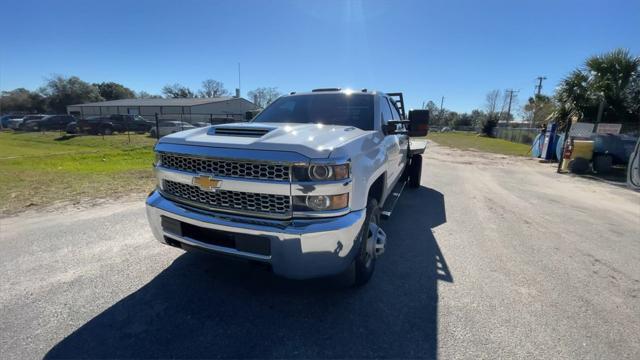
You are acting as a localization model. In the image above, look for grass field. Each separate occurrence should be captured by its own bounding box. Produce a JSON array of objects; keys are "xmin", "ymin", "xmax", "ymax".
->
[
  {"xmin": 428, "ymin": 131, "xmax": 531, "ymax": 157},
  {"xmin": 0, "ymin": 131, "xmax": 156, "ymax": 215},
  {"xmin": 0, "ymin": 130, "xmax": 532, "ymax": 215}
]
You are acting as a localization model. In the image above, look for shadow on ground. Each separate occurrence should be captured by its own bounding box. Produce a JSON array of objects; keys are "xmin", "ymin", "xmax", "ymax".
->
[
  {"xmin": 54, "ymin": 134, "xmax": 79, "ymax": 141},
  {"xmin": 45, "ymin": 186, "xmax": 451, "ymax": 359},
  {"xmin": 565, "ymin": 167, "xmax": 630, "ymax": 188}
]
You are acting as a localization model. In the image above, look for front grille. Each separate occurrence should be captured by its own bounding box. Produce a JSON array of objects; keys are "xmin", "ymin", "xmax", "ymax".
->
[
  {"xmin": 163, "ymin": 180, "xmax": 291, "ymax": 216},
  {"xmin": 160, "ymin": 153, "xmax": 290, "ymax": 181}
]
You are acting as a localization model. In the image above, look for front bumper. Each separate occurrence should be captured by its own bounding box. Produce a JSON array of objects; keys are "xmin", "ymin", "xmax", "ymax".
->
[{"xmin": 146, "ymin": 191, "xmax": 365, "ymax": 279}]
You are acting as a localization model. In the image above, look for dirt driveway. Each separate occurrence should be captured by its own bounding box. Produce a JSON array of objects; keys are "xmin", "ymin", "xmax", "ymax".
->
[{"xmin": 1, "ymin": 141, "xmax": 639, "ymax": 359}]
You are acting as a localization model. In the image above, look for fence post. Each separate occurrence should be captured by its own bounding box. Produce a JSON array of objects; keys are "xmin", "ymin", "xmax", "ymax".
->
[
  {"xmin": 155, "ymin": 113, "xmax": 159, "ymax": 140},
  {"xmin": 210, "ymin": 114, "xmax": 213, "ymax": 125},
  {"xmin": 126, "ymin": 117, "xmax": 131, "ymax": 144}
]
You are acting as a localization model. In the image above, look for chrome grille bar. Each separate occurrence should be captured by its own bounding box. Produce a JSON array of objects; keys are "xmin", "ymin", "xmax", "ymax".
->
[
  {"xmin": 160, "ymin": 153, "xmax": 290, "ymax": 181},
  {"xmin": 162, "ymin": 180, "xmax": 291, "ymax": 217}
]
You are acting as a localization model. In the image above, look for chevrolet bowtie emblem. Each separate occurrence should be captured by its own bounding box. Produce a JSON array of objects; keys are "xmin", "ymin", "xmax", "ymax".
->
[{"xmin": 192, "ymin": 175, "xmax": 222, "ymax": 191}]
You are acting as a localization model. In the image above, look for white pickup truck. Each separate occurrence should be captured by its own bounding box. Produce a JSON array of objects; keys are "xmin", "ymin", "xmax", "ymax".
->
[{"xmin": 146, "ymin": 88, "xmax": 429, "ymax": 286}]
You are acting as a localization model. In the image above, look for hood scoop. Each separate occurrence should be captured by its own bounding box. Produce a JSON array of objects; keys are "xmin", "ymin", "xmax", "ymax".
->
[{"xmin": 208, "ymin": 126, "xmax": 273, "ymax": 137}]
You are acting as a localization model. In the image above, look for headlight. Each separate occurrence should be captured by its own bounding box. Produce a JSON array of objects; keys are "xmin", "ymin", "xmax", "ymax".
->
[
  {"xmin": 154, "ymin": 152, "xmax": 162, "ymax": 166},
  {"xmin": 309, "ymin": 165, "xmax": 333, "ymax": 181},
  {"xmin": 293, "ymin": 193, "xmax": 349, "ymax": 211},
  {"xmin": 293, "ymin": 163, "xmax": 350, "ymax": 182}
]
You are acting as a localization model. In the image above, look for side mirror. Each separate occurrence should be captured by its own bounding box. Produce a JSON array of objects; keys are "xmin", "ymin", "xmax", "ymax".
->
[
  {"xmin": 408, "ymin": 110, "xmax": 429, "ymax": 137},
  {"xmin": 383, "ymin": 123, "xmax": 397, "ymax": 135}
]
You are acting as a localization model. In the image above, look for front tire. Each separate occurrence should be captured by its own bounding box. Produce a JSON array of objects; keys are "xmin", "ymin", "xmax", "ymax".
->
[{"xmin": 352, "ymin": 198, "xmax": 382, "ymax": 287}]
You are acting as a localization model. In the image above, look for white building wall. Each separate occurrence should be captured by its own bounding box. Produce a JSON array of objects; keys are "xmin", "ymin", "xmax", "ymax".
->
[{"xmin": 191, "ymin": 99, "xmax": 258, "ymax": 120}]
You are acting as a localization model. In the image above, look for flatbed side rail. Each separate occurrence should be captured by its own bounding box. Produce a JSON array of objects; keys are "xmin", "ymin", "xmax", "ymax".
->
[{"xmin": 387, "ymin": 92, "xmax": 406, "ymax": 119}]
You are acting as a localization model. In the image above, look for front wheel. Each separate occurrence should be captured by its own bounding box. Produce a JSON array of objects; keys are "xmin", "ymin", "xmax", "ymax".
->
[{"xmin": 352, "ymin": 198, "xmax": 382, "ymax": 287}]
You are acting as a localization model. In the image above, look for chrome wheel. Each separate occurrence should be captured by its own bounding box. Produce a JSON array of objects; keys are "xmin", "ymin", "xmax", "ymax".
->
[{"xmin": 363, "ymin": 217, "xmax": 386, "ymax": 268}]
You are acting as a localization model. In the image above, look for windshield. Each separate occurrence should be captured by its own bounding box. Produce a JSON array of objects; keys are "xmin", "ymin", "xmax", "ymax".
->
[{"xmin": 252, "ymin": 93, "xmax": 374, "ymax": 130}]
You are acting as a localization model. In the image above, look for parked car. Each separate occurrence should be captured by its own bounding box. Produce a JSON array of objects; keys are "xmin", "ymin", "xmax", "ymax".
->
[
  {"xmin": 7, "ymin": 115, "xmax": 45, "ymax": 130},
  {"xmin": 1, "ymin": 115, "xmax": 23, "ymax": 129},
  {"xmin": 146, "ymin": 88, "xmax": 430, "ymax": 286},
  {"xmin": 76, "ymin": 114, "xmax": 154, "ymax": 135},
  {"xmin": 193, "ymin": 122, "xmax": 211, "ymax": 128},
  {"xmin": 65, "ymin": 121, "xmax": 79, "ymax": 134},
  {"xmin": 149, "ymin": 121, "xmax": 195, "ymax": 138},
  {"xmin": 23, "ymin": 114, "xmax": 76, "ymax": 131}
]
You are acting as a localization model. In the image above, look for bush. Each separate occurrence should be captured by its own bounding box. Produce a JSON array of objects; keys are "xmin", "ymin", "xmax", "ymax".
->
[{"xmin": 482, "ymin": 119, "xmax": 497, "ymax": 136}]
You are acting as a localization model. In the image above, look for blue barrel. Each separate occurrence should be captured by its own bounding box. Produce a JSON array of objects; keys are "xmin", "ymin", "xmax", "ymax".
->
[
  {"xmin": 531, "ymin": 134, "xmax": 543, "ymax": 158},
  {"xmin": 556, "ymin": 133, "xmax": 565, "ymax": 161}
]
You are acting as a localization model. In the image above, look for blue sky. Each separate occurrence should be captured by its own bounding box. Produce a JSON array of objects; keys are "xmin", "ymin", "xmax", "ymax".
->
[{"xmin": 1, "ymin": 0, "xmax": 638, "ymax": 114}]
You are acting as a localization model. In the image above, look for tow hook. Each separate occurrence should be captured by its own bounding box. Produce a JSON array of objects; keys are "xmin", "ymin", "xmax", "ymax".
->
[{"xmin": 374, "ymin": 226, "xmax": 386, "ymax": 256}]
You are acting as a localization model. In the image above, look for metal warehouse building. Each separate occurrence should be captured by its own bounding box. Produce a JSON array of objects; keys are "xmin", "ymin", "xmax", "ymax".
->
[{"xmin": 67, "ymin": 97, "xmax": 259, "ymax": 123}]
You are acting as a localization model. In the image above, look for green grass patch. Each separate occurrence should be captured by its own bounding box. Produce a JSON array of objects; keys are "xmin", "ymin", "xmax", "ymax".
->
[
  {"xmin": 0, "ymin": 132, "xmax": 156, "ymax": 215},
  {"xmin": 428, "ymin": 131, "xmax": 531, "ymax": 157}
]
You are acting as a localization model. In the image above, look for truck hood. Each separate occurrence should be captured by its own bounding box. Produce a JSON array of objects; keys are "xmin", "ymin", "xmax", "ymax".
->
[{"xmin": 159, "ymin": 122, "xmax": 370, "ymax": 159}]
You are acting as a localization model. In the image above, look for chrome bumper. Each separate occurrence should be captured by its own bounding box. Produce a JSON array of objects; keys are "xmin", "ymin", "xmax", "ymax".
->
[{"xmin": 146, "ymin": 191, "xmax": 366, "ymax": 279}]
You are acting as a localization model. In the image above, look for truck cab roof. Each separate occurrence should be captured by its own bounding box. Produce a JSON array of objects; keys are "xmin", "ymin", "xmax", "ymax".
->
[{"xmin": 288, "ymin": 88, "xmax": 384, "ymax": 97}]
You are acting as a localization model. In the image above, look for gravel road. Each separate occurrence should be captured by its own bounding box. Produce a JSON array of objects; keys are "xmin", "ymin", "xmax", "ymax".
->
[{"xmin": 1, "ymin": 142, "xmax": 639, "ymax": 359}]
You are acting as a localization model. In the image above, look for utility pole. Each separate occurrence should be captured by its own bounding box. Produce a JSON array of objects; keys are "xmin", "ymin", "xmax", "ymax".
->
[
  {"xmin": 532, "ymin": 76, "xmax": 546, "ymax": 127},
  {"xmin": 238, "ymin": 63, "xmax": 241, "ymax": 96},
  {"xmin": 439, "ymin": 96, "xmax": 445, "ymax": 124},
  {"xmin": 535, "ymin": 76, "xmax": 546, "ymax": 96},
  {"xmin": 505, "ymin": 89, "xmax": 519, "ymax": 125}
]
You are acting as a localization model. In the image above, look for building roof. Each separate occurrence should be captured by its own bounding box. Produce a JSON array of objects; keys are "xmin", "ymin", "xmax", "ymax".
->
[{"xmin": 69, "ymin": 97, "xmax": 239, "ymax": 107}]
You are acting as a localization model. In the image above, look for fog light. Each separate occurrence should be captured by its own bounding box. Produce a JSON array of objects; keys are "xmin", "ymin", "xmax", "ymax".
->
[
  {"xmin": 306, "ymin": 195, "xmax": 331, "ymax": 210},
  {"xmin": 299, "ymin": 193, "xmax": 349, "ymax": 211}
]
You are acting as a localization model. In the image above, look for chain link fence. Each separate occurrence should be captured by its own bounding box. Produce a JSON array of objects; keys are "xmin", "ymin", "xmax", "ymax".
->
[
  {"xmin": 494, "ymin": 127, "xmax": 541, "ymax": 144},
  {"xmin": 67, "ymin": 113, "xmax": 247, "ymax": 140}
]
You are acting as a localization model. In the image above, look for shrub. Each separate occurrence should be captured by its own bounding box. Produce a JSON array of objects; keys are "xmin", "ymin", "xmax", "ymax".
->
[{"xmin": 482, "ymin": 119, "xmax": 497, "ymax": 137}]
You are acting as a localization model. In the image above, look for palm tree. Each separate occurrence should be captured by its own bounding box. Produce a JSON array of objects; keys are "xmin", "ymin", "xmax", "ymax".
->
[
  {"xmin": 556, "ymin": 70, "xmax": 594, "ymax": 121},
  {"xmin": 554, "ymin": 48, "xmax": 639, "ymax": 129}
]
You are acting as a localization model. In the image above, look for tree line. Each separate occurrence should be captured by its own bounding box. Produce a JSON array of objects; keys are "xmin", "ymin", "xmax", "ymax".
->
[
  {"xmin": 0, "ymin": 76, "xmax": 282, "ymax": 114},
  {"xmin": 425, "ymin": 48, "xmax": 638, "ymax": 135},
  {"xmin": 515, "ymin": 48, "xmax": 638, "ymax": 133}
]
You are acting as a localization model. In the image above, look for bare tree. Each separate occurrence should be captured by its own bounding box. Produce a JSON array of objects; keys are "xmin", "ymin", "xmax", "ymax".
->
[
  {"xmin": 162, "ymin": 83, "xmax": 195, "ymax": 98},
  {"xmin": 485, "ymin": 89, "xmax": 501, "ymax": 121},
  {"xmin": 496, "ymin": 91, "xmax": 516, "ymax": 122},
  {"xmin": 136, "ymin": 90, "xmax": 162, "ymax": 99},
  {"xmin": 247, "ymin": 87, "xmax": 282, "ymax": 108},
  {"xmin": 199, "ymin": 79, "xmax": 229, "ymax": 98}
]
